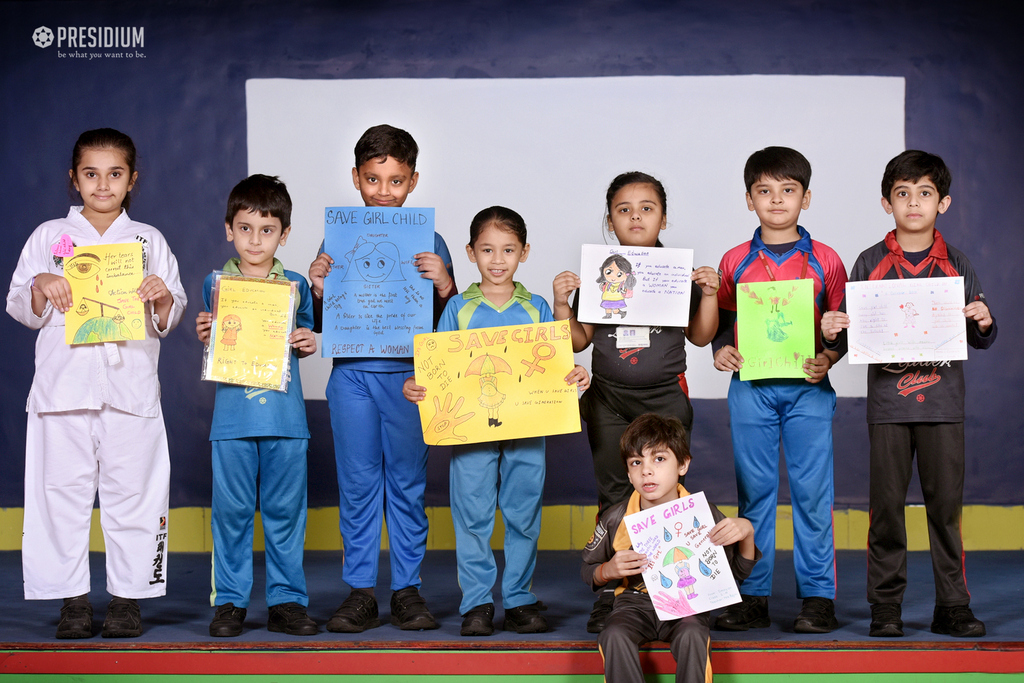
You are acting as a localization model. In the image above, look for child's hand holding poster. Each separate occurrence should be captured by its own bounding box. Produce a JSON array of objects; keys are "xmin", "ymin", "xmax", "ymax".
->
[
  {"xmin": 846, "ymin": 277, "xmax": 967, "ymax": 364},
  {"xmin": 65, "ymin": 242, "xmax": 146, "ymax": 345},
  {"xmin": 624, "ymin": 491, "xmax": 742, "ymax": 621},
  {"xmin": 736, "ymin": 279, "xmax": 814, "ymax": 380},
  {"xmin": 577, "ymin": 245, "xmax": 694, "ymax": 327},
  {"xmin": 202, "ymin": 272, "xmax": 297, "ymax": 391},
  {"xmin": 413, "ymin": 321, "xmax": 581, "ymax": 445},
  {"xmin": 322, "ymin": 206, "xmax": 434, "ymax": 358}
]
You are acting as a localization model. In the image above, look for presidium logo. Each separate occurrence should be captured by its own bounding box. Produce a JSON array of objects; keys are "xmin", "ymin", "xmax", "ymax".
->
[
  {"xmin": 32, "ymin": 27, "xmax": 53, "ymax": 48},
  {"xmin": 31, "ymin": 25, "xmax": 146, "ymax": 58}
]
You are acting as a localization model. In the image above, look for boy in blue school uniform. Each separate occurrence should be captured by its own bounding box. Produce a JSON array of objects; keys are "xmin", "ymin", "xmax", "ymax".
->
[
  {"xmin": 196, "ymin": 174, "xmax": 318, "ymax": 637},
  {"xmin": 822, "ymin": 150, "xmax": 996, "ymax": 638},
  {"xmin": 404, "ymin": 206, "xmax": 589, "ymax": 636},
  {"xmin": 308, "ymin": 125, "xmax": 456, "ymax": 632}
]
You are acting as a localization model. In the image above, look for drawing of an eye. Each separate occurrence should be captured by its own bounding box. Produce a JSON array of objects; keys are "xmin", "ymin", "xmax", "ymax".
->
[{"xmin": 65, "ymin": 253, "xmax": 101, "ymax": 280}]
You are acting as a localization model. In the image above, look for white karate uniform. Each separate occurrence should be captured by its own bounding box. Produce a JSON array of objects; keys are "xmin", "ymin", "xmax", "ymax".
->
[{"xmin": 7, "ymin": 207, "xmax": 186, "ymax": 600}]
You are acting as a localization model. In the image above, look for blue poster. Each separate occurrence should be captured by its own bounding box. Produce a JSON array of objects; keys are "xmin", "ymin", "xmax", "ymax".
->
[{"xmin": 322, "ymin": 206, "xmax": 434, "ymax": 357}]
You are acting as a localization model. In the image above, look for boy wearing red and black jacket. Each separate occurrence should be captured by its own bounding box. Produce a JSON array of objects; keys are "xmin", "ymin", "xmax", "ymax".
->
[{"xmin": 822, "ymin": 150, "xmax": 996, "ymax": 639}]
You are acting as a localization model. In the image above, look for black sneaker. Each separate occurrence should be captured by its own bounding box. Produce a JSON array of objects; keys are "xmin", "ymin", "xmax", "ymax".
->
[
  {"xmin": 326, "ymin": 590, "xmax": 380, "ymax": 633},
  {"xmin": 504, "ymin": 603, "xmax": 548, "ymax": 634},
  {"xmin": 102, "ymin": 597, "xmax": 142, "ymax": 638},
  {"xmin": 390, "ymin": 586, "xmax": 439, "ymax": 630},
  {"xmin": 268, "ymin": 602, "xmax": 317, "ymax": 636},
  {"xmin": 460, "ymin": 603, "xmax": 495, "ymax": 636},
  {"xmin": 209, "ymin": 602, "xmax": 247, "ymax": 637},
  {"xmin": 586, "ymin": 592, "xmax": 615, "ymax": 634},
  {"xmin": 931, "ymin": 604, "xmax": 986, "ymax": 638},
  {"xmin": 869, "ymin": 603, "xmax": 904, "ymax": 637},
  {"xmin": 714, "ymin": 594, "xmax": 770, "ymax": 631},
  {"xmin": 793, "ymin": 597, "xmax": 838, "ymax": 634},
  {"xmin": 56, "ymin": 595, "xmax": 93, "ymax": 639}
]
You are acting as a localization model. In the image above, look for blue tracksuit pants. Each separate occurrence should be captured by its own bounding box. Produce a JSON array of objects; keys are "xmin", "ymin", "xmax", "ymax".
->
[
  {"xmin": 450, "ymin": 437, "xmax": 545, "ymax": 615},
  {"xmin": 327, "ymin": 367, "xmax": 429, "ymax": 591},
  {"xmin": 727, "ymin": 374, "xmax": 836, "ymax": 598},
  {"xmin": 211, "ymin": 437, "xmax": 309, "ymax": 608}
]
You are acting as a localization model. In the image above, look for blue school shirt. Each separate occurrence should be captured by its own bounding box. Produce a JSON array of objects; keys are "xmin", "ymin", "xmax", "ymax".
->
[{"xmin": 204, "ymin": 258, "xmax": 313, "ymax": 440}]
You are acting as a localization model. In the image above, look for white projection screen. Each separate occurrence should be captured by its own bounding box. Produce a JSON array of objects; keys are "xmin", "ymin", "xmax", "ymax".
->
[{"xmin": 246, "ymin": 75, "xmax": 905, "ymax": 400}]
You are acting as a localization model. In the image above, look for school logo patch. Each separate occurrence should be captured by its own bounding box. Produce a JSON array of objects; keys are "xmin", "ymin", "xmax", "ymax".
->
[{"xmin": 584, "ymin": 521, "xmax": 608, "ymax": 551}]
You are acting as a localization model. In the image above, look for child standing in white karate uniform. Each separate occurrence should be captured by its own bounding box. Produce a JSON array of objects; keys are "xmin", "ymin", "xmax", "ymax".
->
[{"xmin": 6, "ymin": 128, "xmax": 186, "ymax": 639}]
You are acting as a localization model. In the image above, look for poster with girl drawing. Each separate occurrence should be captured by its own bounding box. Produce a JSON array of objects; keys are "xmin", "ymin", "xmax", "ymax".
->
[
  {"xmin": 624, "ymin": 491, "xmax": 742, "ymax": 621},
  {"xmin": 321, "ymin": 206, "xmax": 434, "ymax": 357},
  {"xmin": 202, "ymin": 272, "xmax": 297, "ymax": 391},
  {"xmin": 577, "ymin": 245, "xmax": 693, "ymax": 327}
]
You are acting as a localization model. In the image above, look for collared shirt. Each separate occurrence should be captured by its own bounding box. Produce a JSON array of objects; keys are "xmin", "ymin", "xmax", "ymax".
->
[{"xmin": 438, "ymin": 282, "xmax": 553, "ymax": 333}]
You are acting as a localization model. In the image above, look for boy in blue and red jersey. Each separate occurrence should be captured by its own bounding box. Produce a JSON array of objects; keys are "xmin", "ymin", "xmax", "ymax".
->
[
  {"xmin": 822, "ymin": 150, "xmax": 996, "ymax": 638},
  {"xmin": 712, "ymin": 147, "xmax": 847, "ymax": 634}
]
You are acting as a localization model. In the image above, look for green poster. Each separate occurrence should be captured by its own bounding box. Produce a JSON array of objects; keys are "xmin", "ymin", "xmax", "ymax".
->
[{"xmin": 736, "ymin": 279, "xmax": 814, "ymax": 381}]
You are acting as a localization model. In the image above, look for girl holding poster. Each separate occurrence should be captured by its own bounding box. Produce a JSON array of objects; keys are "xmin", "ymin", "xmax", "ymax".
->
[
  {"xmin": 551, "ymin": 172, "xmax": 720, "ymax": 632},
  {"xmin": 6, "ymin": 129, "xmax": 186, "ymax": 639},
  {"xmin": 405, "ymin": 206, "xmax": 589, "ymax": 637}
]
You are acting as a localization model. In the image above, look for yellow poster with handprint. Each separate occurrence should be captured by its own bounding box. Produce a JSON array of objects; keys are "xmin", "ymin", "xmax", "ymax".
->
[
  {"xmin": 202, "ymin": 273, "xmax": 297, "ymax": 391},
  {"xmin": 64, "ymin": 243, "xmax": 146, "ymax": 345},
  {"xmin": 413, "ymin": 321, "xmax": 581, "ymax": 445}
]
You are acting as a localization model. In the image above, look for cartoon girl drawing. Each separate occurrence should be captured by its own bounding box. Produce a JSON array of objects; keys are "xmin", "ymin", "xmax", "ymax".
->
[
  {"xmin": 901, "ymin": 301, "xmax": 919, "ymax": 328},
  {"xmin": 596, "ymin": 254, "xmax": 637, "ymax": 320},
  {"xmin": 675, "ymin": 561, "xmax": 698, "ymax": 600},
  {"xmin": 343, "ymin": 236, "xmax": 403, "ymax": 283},
  {"xmin": 220, "ymin": 314, "xmax": 242, "ymax": 349},
  {"xmin": 467, "ymin": 354, "xmax": 512, "ymax": 427}
]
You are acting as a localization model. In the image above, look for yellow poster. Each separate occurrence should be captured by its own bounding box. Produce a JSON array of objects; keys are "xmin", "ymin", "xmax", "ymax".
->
[
  {"xmin": 203, "ymin": 273, "xmax": 297, "ymax": 391},
  {"xmin": 413, "ymin": 321, "xmax": 581, "ymax": 445},
  {"xmin": 64, "ymin": 243, "xmax": 146, "ymax": 345}
]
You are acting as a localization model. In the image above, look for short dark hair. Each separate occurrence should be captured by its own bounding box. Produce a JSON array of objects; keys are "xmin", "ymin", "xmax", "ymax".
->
[
  {"xmin": 468, "ymin": 206, "xmax": 527, "ymax": 247},
  {"xmin": 620, "ymin": 413, "xmax": 691, "ymax": 467},
  {"xmin": 354, "ymin": 124, "xmax": 418, "ymax": 171},
  {"xmin": 744, "ymin": 146, "xmax": 812, "ymax": 194},
  {"xmin": 881, "ymin": 150, "xmax": 951, "ymax": 199},
  {"xmin": 225, "ymin": 174, "xmax": 292, "ymax": 228}
]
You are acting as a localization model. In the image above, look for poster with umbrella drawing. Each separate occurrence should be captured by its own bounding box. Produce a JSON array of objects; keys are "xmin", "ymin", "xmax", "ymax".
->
[
  {"xmin": 412, "ymin": 320, "xmax": 581, "ymax": 445},
  {"xmin": 624, "ymin": 491, "xmax": 742, "ymax": 621}
]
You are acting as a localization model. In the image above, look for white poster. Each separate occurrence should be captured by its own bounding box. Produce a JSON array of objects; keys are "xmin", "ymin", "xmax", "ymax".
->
[
  {"xmin": 847, "ymin": 277, "xmax": 967, "ymax": 364},
  {"xmin": 624, "ymin": 491, "xmax": 741, "ymax": 621},
  {"xmin": 577, "ymin": 244, "xmax": 693, "ymax": 327}
]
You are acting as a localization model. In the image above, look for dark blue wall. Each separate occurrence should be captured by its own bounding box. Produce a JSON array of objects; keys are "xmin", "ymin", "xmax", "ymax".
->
[{"xmin": 2, "ymin": 0, "xmax": 1021, "ymax": 509}]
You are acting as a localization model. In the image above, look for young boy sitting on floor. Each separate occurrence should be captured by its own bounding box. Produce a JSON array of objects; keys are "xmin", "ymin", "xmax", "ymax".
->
[{"xmin": 582, "ymin": 414, "xmax": 759, "ymax": 683}]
